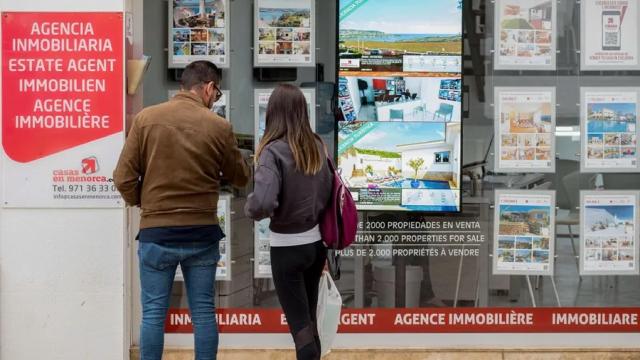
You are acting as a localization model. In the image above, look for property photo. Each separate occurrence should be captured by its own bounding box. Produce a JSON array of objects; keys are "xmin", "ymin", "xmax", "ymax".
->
[
  {"xmin": 173, "ymin": 0, "xmax": 226, "ymax": 29},
  {"xmin": 258, "ymin": 7, "xmax": 311, "ymax": 28},
  {"xmin": 338, "ymin": 76, "xmax": 461, "ymax": 122},
  {"xmin": 337, "ymin": 121, "xmax": 460, "ymax": 211},
  {"xmin": 498, "ymin": 204, "xmax": 551, "ymax": 237},
  {"xmin": 584, "ymin": 204, "xmax": 635, "ymax": 237},
  {"xmin": 338, "ymin": 0, "xmax": 462, "ymax": 71}
]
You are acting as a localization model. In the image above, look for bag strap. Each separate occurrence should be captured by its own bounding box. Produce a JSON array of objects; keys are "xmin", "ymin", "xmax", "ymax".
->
[{"xmin": 317, "ymin": 136, "xmax": 337, "ymax": 173}]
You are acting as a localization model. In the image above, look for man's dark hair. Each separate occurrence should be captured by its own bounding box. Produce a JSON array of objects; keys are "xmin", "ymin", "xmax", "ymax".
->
[{"xmin": 181, "ymin": 61, "xmax": 221, "ymax": 90}]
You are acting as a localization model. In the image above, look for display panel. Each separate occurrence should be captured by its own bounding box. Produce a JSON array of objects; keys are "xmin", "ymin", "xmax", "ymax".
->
[
  {"xmin": 580, "ymin": 87, "xmax": 640, "ymax": 173},
  {"xmin": 175, "ymin": 194, "xmax": 232, "ymax": 281},
  {"xmin": 254, "ymin": 218, "xmax": 272, "ymax": 278},
  {"xmin": 581, "ymin": 0, "xmax": 640, "ymax": 71},
  {"xmin": 494, "ymin": 87, "xmax": 556, "ymax": 173},
  {"xmin": 254, "ymin": 0, "xmax": 316, "ymax": 67},
  {"xmin": 253, "ymin": 88, "xmax": 316, "ymax": 278},
  {"xmin": 337, "ymin": 0, "xmax": 462, "ymax": 213},
  {"xmin": 168, "ymin": 89, "xmax": 230, "ymax": 120},
  {"xmin": 253, "ymin": 88, "xmax": 316, "ymax": 151},
  {"xmin": 168, "ymin": 0, "xmax": 229, "ymax": 68},
  {"xmin": 580, "ymin": 191, "xmax": 640, "ymax": 276},
  {"xmin": 493, "ymin": 0, "xmax": 557, "ymax": 70},
  {"xmin": 337, "ymin": 122, "xmax": 461, "ymax": 212},
  {"xmin": 493, "ymin": 190, "xmax": 556, "ymax": 276}
]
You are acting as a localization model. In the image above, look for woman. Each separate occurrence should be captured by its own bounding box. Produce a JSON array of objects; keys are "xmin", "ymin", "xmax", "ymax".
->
[{"xmin": 245, "ymin": 84, "xmax": 332, "ymax": 360}]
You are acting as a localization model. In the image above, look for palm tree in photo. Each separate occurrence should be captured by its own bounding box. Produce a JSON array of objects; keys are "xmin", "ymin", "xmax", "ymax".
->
[
  {"xmin": 365, "ymin": 164, "xmax": 374, "ymax": 176},
  {"xmin": 408, "ymin": 158, "xmax": 425, "ymax": 180}
]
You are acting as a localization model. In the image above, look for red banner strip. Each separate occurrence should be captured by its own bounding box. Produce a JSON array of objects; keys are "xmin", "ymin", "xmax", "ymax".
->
[{"xmin": 165, "ymin": 308, "xmax": 640, "ymax": 334}]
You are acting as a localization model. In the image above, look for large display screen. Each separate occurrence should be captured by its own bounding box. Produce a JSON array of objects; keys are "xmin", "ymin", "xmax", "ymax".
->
[{"xmin": 337, "ymin": 0, "xmax": 463, "ymax": 212}]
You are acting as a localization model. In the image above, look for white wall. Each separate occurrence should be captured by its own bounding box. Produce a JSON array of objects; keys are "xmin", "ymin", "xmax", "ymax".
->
[
  {"xmin": 401, "ymin": 144, "xmax": 453, "ymax": 179},
  {"xmin": 423, "ymin": 78, "xmax": 461, "ymax": 121},
  {"xmin": 0, "ymin": 1, "xmax": 128, "ymax": 360},
  {"xmin": 346, "ymin": 76, "xmax": 362, "ymax": 116}
]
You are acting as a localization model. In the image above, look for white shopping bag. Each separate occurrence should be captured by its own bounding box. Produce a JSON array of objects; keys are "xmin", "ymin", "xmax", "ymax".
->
[{"xmin": 316, "ymin": 271, "xmax": 342, "ymax": 357}]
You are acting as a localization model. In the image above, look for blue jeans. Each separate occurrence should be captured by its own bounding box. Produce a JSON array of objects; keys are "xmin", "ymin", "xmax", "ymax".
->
[{"xmin": 138, "ymin": 239, "xmax": 220, "ymax": 360}]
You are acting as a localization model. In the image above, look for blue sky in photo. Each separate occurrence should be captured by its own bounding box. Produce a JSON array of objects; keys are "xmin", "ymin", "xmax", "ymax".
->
[
  {"xmin": 339, "ymin": 0, "xmax": 461, "ymax": 34},
  {"xmin": 500, "ymin": 205, "xmax": 550, "ymax": 213},
  {"xmin": 589, "ymin": 103, "xmax": 637, "ymax": 114},
  {"xmin": 586, "ymin": 205, "xmax": 635, "ymax": 222},
  {"xmin": 351, "ymin": 123, "xmax": 446, "ymax": 152}
]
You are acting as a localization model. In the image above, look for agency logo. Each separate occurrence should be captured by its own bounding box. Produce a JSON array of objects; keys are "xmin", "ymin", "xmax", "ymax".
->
[{"xmin": 81, "ymin": 156, "xmax": 99, "ymax": 175}]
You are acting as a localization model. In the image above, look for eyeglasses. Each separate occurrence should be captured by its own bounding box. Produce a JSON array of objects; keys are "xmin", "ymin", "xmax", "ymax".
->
[{"xmin": 208, "ymin": 81, "xmax": 223, "ymax": 101}]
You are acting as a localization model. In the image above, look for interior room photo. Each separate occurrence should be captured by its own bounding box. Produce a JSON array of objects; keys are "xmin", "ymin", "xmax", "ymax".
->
[{"xmin": 339, "ymin": 75, "xmax": 462, "ymax": 122}]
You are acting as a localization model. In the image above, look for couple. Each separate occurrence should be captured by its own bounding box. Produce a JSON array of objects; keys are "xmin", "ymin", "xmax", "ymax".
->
[{"xmin": 114, "ymin": 61, "xmax": 332, "ymax": 360}]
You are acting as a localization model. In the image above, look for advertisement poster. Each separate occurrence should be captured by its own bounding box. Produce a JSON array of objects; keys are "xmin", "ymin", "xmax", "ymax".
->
[
  {"xmin": 253, "ymin": 88, "xmax": 316, "ymax": 151},
  {"xmin": 581, "ymin": 0, "xmax": 640, "ymax": 71},
  {"xmin": 1, "ymin": 12, "xmax": 124, "ymax": 208},
  {"xmin": 176, "ymin": 194, "xmax": 232, "ymax": 281},
  {"xmin": 338, "ymin": 0, "xmax": 462, "ymax": 74},
  {"xmin": 581, "ymin": 191, "xmax": 639, "ymax": 275},
  {"xmin": 493, "ymin": 190, "xmax": 556, "ymax": 276},
  {"xmin": 337, "ymin": 122, "xmax": 461, "ymax": 212},
  {"xmin": 580, "ymin": 87, "xmax": 639, "ymax": 173},
  {"xmin": 254, "ymin": 218, "xmax": 272, "ymax": 278},
  {"xmin": 494, "ymin": 87, "xmax": 556, "ymax": 173},
  {"xmin": 168, "ymin": 89, "xmax": 230, "ymax": 120},
  {"xmin": 254, "ymin": 0, "xmax": 315, "ymax": 67},
  {"xmin": 494, "ymin": 0, "xmax": 557, "ymax": 70},
  {"xmin": 168, "ymin": 0, "xmax": 229, "ymax": 68}
]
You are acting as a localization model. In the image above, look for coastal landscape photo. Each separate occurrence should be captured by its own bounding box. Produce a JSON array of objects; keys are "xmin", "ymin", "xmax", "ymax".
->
[{"xmin": 338, "ymin": 0, "xmax": 462, "ymax": 59}]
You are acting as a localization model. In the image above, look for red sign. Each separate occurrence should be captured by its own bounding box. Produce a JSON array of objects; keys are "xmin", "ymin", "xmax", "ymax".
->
[
  {"xmin": 166, "ymin": 308, "xmax": 640, "ymax": 334},
  {"xmin": 2, "ymin": 12, "xmax": 124, "ymax": 163}
]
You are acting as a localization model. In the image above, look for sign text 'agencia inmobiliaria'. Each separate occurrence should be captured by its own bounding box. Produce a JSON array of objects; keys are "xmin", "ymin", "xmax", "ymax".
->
[{"xmin": 2, "ymin": 13, "xmax": 124, "ymax": 207}]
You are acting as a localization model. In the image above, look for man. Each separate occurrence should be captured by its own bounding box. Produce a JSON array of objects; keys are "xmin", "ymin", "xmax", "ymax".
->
[{"xmin": 114, "ymin": 61, "xmax": 250, "ymax": 360}]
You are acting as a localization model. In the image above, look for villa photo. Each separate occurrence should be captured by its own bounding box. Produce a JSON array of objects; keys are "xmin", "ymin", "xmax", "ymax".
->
[
  {"xmin": 337, "ymin": 122, "xmax": 460, "ymax": 211},
  {"xmin": 338, "ymin": 75, "xmax": 461, "ymax": 122},
  {"xmin": 584, "ymin": 204, "xmax": 635, "ymax": 236},
  {"xmin": 498, "ymin": 204, "xmax": 551, "ymax": 237}
]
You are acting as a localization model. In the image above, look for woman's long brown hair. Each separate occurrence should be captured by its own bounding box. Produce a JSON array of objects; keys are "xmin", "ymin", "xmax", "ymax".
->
[{"xmin": 256, "ymin": 84, "xmax": 323, "ymax": 175}]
